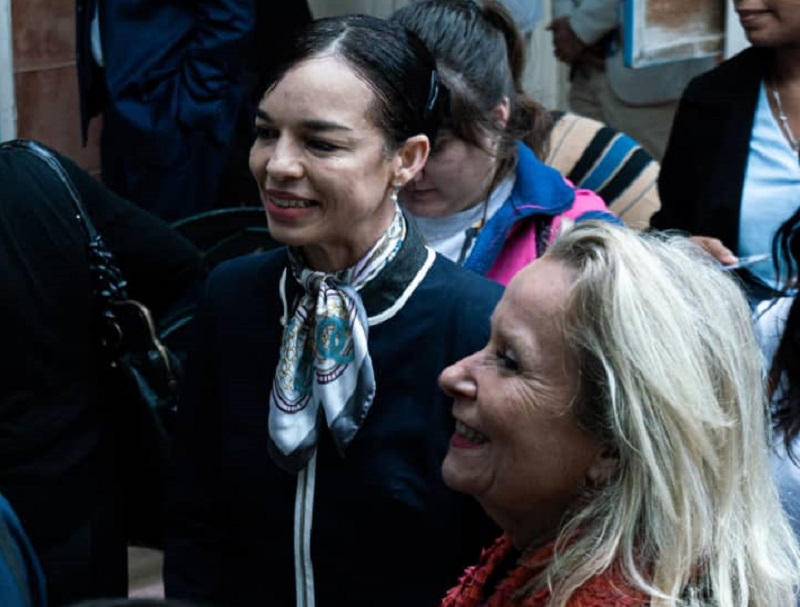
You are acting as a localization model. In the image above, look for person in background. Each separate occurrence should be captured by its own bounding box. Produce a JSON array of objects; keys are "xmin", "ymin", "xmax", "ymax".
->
[
  {"xmin": 0, "ymin": 141, "xmax": 205, "ymax": 606},
  {"xmin": 548, "ymin": 0, "xmax": 715, "ymax": 161},
  {"xmin": 390, "ymin": 0, "xmax": 618, "ymax": 286},
  {"xmin": 412, "ymin": 0, "xmax": 543, "ymax": 43},
  {"xmin": 438, "ymin": 220, "xmax": 800, "ymax": 607},
  {"xmin": 754, "ymin": 207, "xmax": 800, "ymax": 551},
  {"xmin": 653, "ymin": 0, "xmax": 800, "ymax": 303},
  {"xmin": 75, "ymin": 0, "xmax": 311, "ymax": 220},
  {"xmin": 0, "ymin": 492, "xmax": 46, "ymax": 607},
  {"xmin": 163, "ymin": 15, "xmax": 502, "ymax": 607},
  {"xmin": 543, "ymin": 110, "xmax": 661, "ymax": 230}
]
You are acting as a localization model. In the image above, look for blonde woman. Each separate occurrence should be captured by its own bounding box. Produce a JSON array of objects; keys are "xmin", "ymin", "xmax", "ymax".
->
[{"xmin": 438, "ymin": 221, "xmax": 800, "ymax": 606}]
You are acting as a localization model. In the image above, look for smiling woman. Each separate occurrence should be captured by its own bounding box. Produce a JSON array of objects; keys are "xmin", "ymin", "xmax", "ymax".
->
[
  {"xmin": 654, "ymin": 0, "xmax": 800, "ymax": 303},
  {"xmin": 163, "ymin": 14, "xmax": 505, "ymax": 607},
  {"xmin": 438, "ymin": 221, "xmax": 800, "ymax": 607}
]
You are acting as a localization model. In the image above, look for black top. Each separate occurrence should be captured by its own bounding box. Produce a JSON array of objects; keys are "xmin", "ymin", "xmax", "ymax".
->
[
  {"xmin": 164, "ymin": 246, "xmax": 504, "ymax": 607},
  {"xmin": 654, "ymin": 46, "xmax": 772, "ymax": 250},
  {"xmin": 0, "ymin": 142, "xmax": 204, "ymax": 604}
]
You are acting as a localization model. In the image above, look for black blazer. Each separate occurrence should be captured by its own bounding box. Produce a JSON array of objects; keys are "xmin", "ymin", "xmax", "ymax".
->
[
  {"xmin": 0, "ymin": 142, "xmax": 204, "ymax": 605},
  {"xmin": 653, "ymin": 46, "xmax": 772, "ymax": 252}
]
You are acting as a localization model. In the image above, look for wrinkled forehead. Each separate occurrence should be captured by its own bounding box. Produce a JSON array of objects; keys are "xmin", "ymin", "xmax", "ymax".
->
[{"xmin": 492, "ymin": 259, "xmax": 573, "ymax": 352}]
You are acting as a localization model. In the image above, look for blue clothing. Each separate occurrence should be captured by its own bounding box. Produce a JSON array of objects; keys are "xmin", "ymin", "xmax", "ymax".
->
[
  {"xmin": 164, "ymin": 242, "xmax": 504, "ymax": 607},
  {"xmin": 465, "ymin": 141, "xmax": 620, "ymax": 280},
  {"xmin": 0, "ymin": 494, "xmax": 47, "ymax": 607},
  {"xmin": 76, "ymin": 0, "xmax": 312, "ymax": 219},
  {"xmin": 76, "ymin": 0, "xmax": 257, "ymax": 220}
]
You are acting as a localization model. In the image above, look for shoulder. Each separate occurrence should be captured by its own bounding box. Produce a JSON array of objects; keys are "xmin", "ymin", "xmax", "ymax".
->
[
  {"xmin": 411, "ymin": 254, "xmax": 503, "ymax": 336},
  {"xmin": 682, "ymin": 47, "xmax": 768, "ymax": 102},
  {"xmin": 203, "ymin": 247, "xmax": 288, "ymax": 305},
  {"xmin": 563, "ymin": 566, "xmax": 648, "ymax": 606},
  {"xmin": 427, "ymin": 255, "xmax": 504, "ymax": 306},
  {"xmin": 547, "ymin": 113, "xmax": 659, "ymax": 229},
  {"xmin": 0, "ymin": 494, "xmax": 46, "ymax": 607}
]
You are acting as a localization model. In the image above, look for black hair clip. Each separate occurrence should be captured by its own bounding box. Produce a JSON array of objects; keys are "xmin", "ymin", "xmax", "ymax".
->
[{"xmin": 425, "ymin": 70, "xmax": 451, "ymax": 120}]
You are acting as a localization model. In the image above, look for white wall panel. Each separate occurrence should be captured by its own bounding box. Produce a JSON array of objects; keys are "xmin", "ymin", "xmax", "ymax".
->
[{"xmin": 0, "ymin": 0, "xmax": 16, "ymax": 141}]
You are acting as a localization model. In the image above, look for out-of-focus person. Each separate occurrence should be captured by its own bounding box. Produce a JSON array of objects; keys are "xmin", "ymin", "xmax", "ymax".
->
[
  {"xmin": 438, "ymin": 220, "xmax": 800, "ymax": 606},
  {"xmin": 548, "ymin": 0, "xmax": 715, "ymax": 161},
  {"xmin": 0, "ymin": 491, "xmax": 46, "ymax": 607},
  {"xmin": 163, "ymin": 14, "xmax": 502, "ymax": 607},
  {"xmin": 75, "ymin": 0, "xmax": 312, "ymax": 220},
  {"xmin": 0, "ymin": 141, "xmax": 205, "ymax": 606},
  {"xmin": 754, "ymin": 207, "xmax": 800, "ymax": 550},
  {"xmin": 543, "ymin": 110, "xmax": 661, "ymax": 230},
  {"xmin": 390, "ymin": 0, "xmax": 618, "ymax": 286},
  {"xmin": 654, "ymin": 0, "xmax": 800, "ymax": 303}
]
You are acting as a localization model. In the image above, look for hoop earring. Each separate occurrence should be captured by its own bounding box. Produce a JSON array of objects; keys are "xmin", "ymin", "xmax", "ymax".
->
[{"xmin": 391, "ymin": 182, "xmax": 402, "ymax": 205}]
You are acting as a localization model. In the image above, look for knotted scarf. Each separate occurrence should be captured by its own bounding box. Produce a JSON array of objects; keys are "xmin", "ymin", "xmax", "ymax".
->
[{"xmin": 268, "ymin": 206, "xmax": 407, "ymax": 472}]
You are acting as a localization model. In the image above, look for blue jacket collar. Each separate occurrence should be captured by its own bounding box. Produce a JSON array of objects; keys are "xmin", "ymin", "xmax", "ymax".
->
[{"xmin": 464, "ymin": 141, "xmax": 574, "ymax": 275}]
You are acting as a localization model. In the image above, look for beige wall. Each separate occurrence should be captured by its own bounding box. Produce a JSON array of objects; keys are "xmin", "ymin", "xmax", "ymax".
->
[{"xmin": 9, "ymin": 0, "xmax": 101, "ymax": 173}]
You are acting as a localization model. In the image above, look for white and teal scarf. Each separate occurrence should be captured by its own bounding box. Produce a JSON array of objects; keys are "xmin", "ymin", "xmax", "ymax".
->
[{"xmin": 268, "ymin": 206, "xmax": 407, "ymax": 472}]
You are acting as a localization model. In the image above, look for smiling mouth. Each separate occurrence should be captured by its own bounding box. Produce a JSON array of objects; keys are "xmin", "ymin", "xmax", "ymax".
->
[
  {"xmin": 738, "ymin": 9, "xmax": 770, "ymax": 19},
  {"xmin": 455, "ymin": 420, "xmax": 488, "ymax": 445},
  {"xmin": 270, "ymin": 196, "xmax": 318, "ymax": 209}
]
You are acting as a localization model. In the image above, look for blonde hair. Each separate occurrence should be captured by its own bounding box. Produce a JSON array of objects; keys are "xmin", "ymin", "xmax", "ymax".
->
[{"xmin": 533, "ymin": 221, "xmax": 800, "ymax": 607}]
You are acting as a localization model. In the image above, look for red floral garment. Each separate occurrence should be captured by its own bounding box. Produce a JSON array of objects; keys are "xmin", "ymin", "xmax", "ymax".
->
[{"xmin": 440, "ymin": 534, "xmax": 649, "ymax": 607}]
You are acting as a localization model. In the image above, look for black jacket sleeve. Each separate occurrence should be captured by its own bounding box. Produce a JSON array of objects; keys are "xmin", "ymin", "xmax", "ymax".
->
[{"xmin": 652, "ymin": 85, "xmax": 701, "ymax": 236}]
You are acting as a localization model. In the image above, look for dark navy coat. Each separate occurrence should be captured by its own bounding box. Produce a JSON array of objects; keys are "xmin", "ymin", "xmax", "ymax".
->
[{"xmin": 164, "ymin": 245, "xmax": 504, "ymax": 607}]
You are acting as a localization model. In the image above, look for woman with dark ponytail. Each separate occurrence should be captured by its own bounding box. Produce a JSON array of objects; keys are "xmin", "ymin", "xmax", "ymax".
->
[
  {"xmin": 163, "ymin": 14, "xmax": 502, "ymax": 607},
  {"xmin": 390, "ymin": 0, "xmax": 659, "ymax": 284},
  {"xmin": 756, "ymin": 206, "xmax": 800, "ymax": 543}
]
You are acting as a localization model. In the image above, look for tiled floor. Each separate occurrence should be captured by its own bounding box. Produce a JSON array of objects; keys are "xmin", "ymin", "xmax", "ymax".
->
[{"xmin": 128, "ymin": 547, "xmax": 164, "ymax": 598}]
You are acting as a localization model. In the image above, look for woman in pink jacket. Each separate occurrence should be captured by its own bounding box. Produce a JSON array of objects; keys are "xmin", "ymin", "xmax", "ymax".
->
[{"xmin": 391, "ymin": 0, "xmax": 619, "ymax": 285}]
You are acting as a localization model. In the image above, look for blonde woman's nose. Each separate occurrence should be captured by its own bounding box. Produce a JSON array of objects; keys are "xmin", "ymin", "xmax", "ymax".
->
[{"xmin": 439, "ymin": 352, "xmax": 480, "ymax": 399}]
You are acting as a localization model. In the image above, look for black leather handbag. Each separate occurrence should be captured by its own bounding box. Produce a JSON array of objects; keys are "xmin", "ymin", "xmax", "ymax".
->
[{"xmin": 2, "ymin": 139, "xmax": 176, "ymax": 548}]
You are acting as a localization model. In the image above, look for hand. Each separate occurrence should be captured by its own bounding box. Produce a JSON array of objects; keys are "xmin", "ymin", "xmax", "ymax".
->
[
  {"xmin": 690, "ymin": 235, "xmax": 738, "ymax": 266},
  {"xmin": 546, "ymin": 17, "xmax": 586, "ymax": 64}
]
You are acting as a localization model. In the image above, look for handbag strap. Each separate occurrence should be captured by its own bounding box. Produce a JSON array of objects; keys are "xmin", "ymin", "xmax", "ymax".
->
[
  {"xmin": 0, "ymin": 139, "xmax": 130, "ymax": 302},
  {"xmin": 1, "ymin": 139, "xmax": 99, "ymax": 239}
]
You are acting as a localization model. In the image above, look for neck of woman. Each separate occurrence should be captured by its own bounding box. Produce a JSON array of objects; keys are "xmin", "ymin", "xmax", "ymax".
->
[
  {"xmin": 769, "ymin": 48, "xmax": 800, "ymax": 153},
  {"xmin": 774, "ymin": 47, "xmax": 800, "ymax": 85}
]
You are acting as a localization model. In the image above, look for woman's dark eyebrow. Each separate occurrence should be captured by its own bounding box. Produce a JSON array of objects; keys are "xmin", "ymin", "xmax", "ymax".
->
[{"xmin": 254, "ymin": 109, "xmax": 352, "ymax": 133}]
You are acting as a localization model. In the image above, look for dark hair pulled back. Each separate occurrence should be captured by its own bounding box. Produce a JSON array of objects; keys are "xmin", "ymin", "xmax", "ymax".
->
[
  {"xmin": 391, "ymin": 0, "xmax": 552, "ymax": 172},
  {"xmin": 260, "ymin": 14, "xmax": 448, "ymax": 150}
]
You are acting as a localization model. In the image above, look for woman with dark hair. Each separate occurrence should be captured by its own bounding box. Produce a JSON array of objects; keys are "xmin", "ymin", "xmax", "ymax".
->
[
  {"xmin": 654, "ymin": 0, "xmax": 800, "ymax": 303},
  {"xmin": 163, "ymin": 14, "xmax": 502, "ymax": 607},
  {"xmin": 755, "ymin": 206, "xmax": 800, "ymax": 543},
  {"xmin": 389, "ymin": 0, "xmax": 647, "ymax": 286}
]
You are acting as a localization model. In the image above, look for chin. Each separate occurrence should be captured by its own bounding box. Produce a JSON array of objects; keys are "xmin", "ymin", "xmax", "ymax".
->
[
  {"xmin": 400, "ymin": 194, "xmax": 445, "ymax": 219},
  {"xmin": 441, "ymin": 451, "xmax": 483, "ymax": 496}
]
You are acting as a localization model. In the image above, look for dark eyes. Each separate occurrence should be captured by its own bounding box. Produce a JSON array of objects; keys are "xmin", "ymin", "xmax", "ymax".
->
[
  {"xmin": 495, "ymin": 349, "xmax": 519, "ymax": 372},
  {"xmin": 307, "ymin": 139, "xmax": 340, "ymax": 152},
  {"xmin": 254, "ymin": 125, "xmax": 278, "ymax": 141},
  {"xmin": 253, "ymin": 125, "xmax": 340, "ymax": 153}
]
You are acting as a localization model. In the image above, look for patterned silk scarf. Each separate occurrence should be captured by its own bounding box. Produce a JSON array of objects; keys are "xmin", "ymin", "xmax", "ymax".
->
[{"xmin": 268, "ymin": 206, "xmax": 407, "ymax": 472}]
